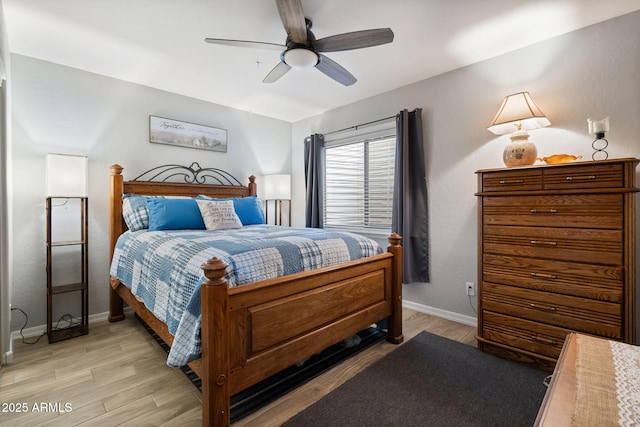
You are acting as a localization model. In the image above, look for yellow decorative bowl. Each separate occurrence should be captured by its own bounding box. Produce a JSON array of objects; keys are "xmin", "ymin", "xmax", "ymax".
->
[{"xmin": 537, "ymin": 154, "xmax": 582, "ymax": 164}]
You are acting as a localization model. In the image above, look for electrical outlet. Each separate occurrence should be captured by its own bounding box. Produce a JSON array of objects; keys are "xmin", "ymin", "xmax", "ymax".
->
[{"xmin": 465, "ymin": 282, "xmax": 475, "ymax": 296}]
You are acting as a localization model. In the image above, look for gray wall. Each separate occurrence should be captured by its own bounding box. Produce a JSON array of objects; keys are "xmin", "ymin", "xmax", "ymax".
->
[
  {"xmin": 291, "ymin": 11, "xmax": 640, "ymax": 326},
  {"xmin": 9, "ymin": 55, "xmax": 291, "ymax": 332}
]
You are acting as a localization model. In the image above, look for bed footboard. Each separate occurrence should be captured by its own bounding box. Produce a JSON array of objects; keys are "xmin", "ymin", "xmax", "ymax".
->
[{"xmin": 200, "ymin": 234, "xmax": 403, "ymax": 426}]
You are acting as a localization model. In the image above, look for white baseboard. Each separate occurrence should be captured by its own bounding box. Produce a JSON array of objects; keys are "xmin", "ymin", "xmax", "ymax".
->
[
  {"xmin": 10, "ymin": 308, "xmax": 133, "ymax": 342},
  {"xmin": 403, "ymin": 300, "xmax": 477, "ymax": 327}
]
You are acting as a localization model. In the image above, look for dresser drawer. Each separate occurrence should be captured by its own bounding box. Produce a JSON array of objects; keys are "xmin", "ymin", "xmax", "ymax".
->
[
  {"xmin": 483, "ymin": 283, "xmax": 622, "ymax": 339},
  {"xmin": 482, "ymin": 311, "xmax": 569, "ymax": 359},
  {"xmin": 483, "ymin": 225, "xmax": 623, "ymax": 265},
  {"xmin": 483, "ymin": 194, "xmax": 623, "ymax": 229},
  {"xmin": 480, "ymin": 169, "xmax": 543, "ymax": 192},
  {"xmin": 483, "ymin": 254, "xmax": 623, "ymax": 302},
  {"xmin": 543, "ymin": 163, "xmax": 624, "ymax": 190}
]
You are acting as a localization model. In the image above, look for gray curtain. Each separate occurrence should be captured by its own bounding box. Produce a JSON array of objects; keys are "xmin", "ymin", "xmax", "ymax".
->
[
  {"xmin": 392, "ymin": 108, "xmax": 429, "ymax": 283},
  {"xmin": 304, "ymin": 133, "xmax": 324, "ymax": 228}
]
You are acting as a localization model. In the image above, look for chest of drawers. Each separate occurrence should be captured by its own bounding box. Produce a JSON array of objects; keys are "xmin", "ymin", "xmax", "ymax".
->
[{"xmin": 476, "ymin": 158, "xmax": 638, "ymax": 369}]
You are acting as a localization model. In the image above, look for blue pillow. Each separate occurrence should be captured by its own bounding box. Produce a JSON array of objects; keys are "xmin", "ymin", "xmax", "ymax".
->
[
  {"xmin": 146, "ymin": 197, "xmax": 206, "ymax": 230},
  {"xmin": 232, "ymin": 196, "xmax": 265, "ymax": 225},
  {"xmin": 197, "ymin": 195, "xmax": 265, "ymax": 225}
]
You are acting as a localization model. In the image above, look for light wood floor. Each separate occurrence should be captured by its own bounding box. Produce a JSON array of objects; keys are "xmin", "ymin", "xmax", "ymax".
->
[{"xmin": 0, "ymin": 309, "xmax": 476, "ymax": 426}]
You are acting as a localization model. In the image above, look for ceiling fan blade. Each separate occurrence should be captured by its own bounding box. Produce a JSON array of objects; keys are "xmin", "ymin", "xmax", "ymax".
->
[
  {"xmin": 204, "ymin": 38, "xmax": 285, "ymax": 51},
  {"xmin": 276, "ymin": 0, "xmax": 307, "ymax": 44},
  {"xmin": 315, "ymin": 54, "xmax": 356, "ymax": 86},
  {"xmin": 263, "ymin": 61, "xmax": 292, "ymax": 83},
  {"xmin": 314, "ymin": 28, "xmax": 394, "ymax": 52}
]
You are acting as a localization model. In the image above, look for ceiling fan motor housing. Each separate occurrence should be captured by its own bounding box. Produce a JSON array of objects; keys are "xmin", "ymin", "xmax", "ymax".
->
[{"xmin": 281, "ymin": 20, "xmax": 319, "ymax": 69}]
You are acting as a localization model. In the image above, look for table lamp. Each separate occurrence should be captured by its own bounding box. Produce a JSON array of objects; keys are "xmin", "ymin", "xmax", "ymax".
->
[{"xmin": 487, "ymin": 92, "xmax": 551, "ymax": 167}]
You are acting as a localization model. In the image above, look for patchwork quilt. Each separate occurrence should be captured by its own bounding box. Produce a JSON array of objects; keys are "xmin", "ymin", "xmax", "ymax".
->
[{"xmin": 109, "ymin": 225, "xmax": 382, "ymax": 366}]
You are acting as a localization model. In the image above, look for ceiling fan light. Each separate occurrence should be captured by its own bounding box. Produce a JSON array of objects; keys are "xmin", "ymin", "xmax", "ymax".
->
[{"xmin": 283, "ymin": 48, "xmax": 318, "ymax": 68}]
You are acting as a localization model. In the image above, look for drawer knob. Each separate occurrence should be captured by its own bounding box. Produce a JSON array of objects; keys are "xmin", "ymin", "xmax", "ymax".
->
[
  {"xmin": 499, "ymin": 179, "xmax": 524, "ymax": 185},
  {"xmin": 530, "ymin": 240, "xmax": 557, "ymax": 246},
  {"xmin": 530, "ymin": 209, "xmax": 558, "ymax": 213},
  {"xmin": 530, "ymin": 272, "xmax": 558, "ymax": 279},
  {"xmin": 565, "ymin": 175, "xmax": 596, "ymax": 181}
]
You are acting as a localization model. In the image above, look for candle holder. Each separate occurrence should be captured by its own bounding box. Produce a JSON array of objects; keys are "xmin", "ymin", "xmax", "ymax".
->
[{"xmin": 587, "ymin": 117, "xmax": 609, "ymax": 161}]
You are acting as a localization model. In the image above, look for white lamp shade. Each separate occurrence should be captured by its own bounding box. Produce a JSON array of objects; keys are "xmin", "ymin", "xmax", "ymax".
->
[
  {"xmin": 487, "ymin": 92, "xmax": 551, "ymax": 135},
  {"xmin": 46, "ymin": 154, "xmax": 88, "ymax": 197},
  {"xmin": 263, "ymin": 174, "xmax": 291, "ymax": 200}
]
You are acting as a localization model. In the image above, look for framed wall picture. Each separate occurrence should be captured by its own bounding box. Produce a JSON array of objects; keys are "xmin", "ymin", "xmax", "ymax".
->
[{"xmin": 149, "ymin": 115, "xmax": 228, "ymax": 152}]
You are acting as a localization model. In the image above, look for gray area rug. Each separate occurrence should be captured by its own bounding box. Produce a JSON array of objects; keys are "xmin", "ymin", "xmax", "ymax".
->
[{"xmin": 283, "ymin": 331, "xmax": 548, "ymax": 426}]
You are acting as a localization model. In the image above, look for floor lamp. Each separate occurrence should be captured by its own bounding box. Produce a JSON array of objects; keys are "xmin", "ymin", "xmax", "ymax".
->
[{"xmin": 263, "ymin": 174, "xmax": 291, "ymax": 226}]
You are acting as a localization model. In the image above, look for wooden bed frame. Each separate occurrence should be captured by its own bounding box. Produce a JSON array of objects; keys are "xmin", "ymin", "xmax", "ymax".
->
[{"xmin": 107, "ymin": 164, "xmax": 404, "ymax": 426}]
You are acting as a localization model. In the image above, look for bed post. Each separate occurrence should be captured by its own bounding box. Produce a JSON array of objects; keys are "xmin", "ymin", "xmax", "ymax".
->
[
  {"xmin": 248, "ymin": 175, "xmax": 257, "ymax": 196},
  {"xmin": 109, "ymin": 164, "xmax": 125, "ymax": 322},
  {"xmin": 201, "ymin": 257, "xmax": 231, "ymax": 427},
  {"xmin": 387, "ymin": 233, "xmax": 404, "ymax": 344}
]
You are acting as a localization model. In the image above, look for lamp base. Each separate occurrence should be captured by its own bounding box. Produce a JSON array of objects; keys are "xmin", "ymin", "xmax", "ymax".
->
[{"xmin": 503, "ymin": 131, "xmax": 537, "ymax": 167}]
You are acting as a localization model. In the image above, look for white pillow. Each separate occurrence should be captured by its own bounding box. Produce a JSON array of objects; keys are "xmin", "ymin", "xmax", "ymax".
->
[{"xmin": 196, "ymin": 200, "xmax": 243, "ymax": 230}]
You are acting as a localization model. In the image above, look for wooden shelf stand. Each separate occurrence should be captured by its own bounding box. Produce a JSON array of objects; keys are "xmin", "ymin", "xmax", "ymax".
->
[{"xmin": 46, "ymin": 196, "xmax": 89, "ymax": 343}]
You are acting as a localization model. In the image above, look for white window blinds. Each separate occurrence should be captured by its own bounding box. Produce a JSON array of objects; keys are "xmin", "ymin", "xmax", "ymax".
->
[{"xmin": 324, "ymin": 132, "xmax": 396, "ymax": 234}]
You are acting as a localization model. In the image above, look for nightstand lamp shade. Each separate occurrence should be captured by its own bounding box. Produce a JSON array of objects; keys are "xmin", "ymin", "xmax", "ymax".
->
[
  {"xmin": 263, "ymin": 174, "xmax": 291, "ymax": 200},
  {"xmin": 263, "ymin": 174, "xmax": 291, "ymax": 226},
  {"xmin": 487, "ymin": 92, "xmax": 550, "ymax": 167},
  {"xmin": 46, "ymin": 154, "xmax": 88, "ymax": 197}
]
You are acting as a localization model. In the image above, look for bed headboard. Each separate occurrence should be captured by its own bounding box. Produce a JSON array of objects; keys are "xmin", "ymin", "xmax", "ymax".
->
[{"xmin": 109, "ymin": 163, "xmax": 257, "ymax": 258}]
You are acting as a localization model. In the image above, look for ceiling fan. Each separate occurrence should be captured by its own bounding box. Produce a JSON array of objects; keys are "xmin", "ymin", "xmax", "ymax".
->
[{"xmin": 204, "ymin": 0, "xmax": 394, "ymax": 86}]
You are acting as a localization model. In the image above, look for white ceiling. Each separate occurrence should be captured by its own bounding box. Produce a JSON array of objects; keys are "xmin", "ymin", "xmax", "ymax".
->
[{"xmin": 4, "ymin": 0, "xmax": 640, "ymax": 122}]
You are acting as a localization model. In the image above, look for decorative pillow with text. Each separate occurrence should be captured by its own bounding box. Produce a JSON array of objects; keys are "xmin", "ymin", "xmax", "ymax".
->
[
  {"xmin": 197, "ymin": 195, "xmax": 265, "ymax": 225},
  {"xmin": 196, "ymin": 199, "xmax": 243, "ymax": 230}
]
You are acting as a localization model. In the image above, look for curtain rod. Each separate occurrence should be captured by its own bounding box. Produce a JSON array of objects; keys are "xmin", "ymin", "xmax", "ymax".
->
[{"xmin": 322, "ymin": 114, "xmax": 396, "ymax": 137}]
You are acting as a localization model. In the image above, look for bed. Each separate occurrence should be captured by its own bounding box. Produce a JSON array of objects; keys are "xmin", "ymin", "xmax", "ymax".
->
[
  {"xmin": 107, "ymin": 163, "xmax": 404, "ymax": 426},
  {"xmin": 535, "ymin": 332, "xmax": 640, "ymax": 426}
]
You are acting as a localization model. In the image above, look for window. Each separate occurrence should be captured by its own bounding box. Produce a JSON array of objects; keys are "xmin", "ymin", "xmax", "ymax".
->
[{"xmin": 324, "ymin": 133, "xmax": 396, "ymax": 234}]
